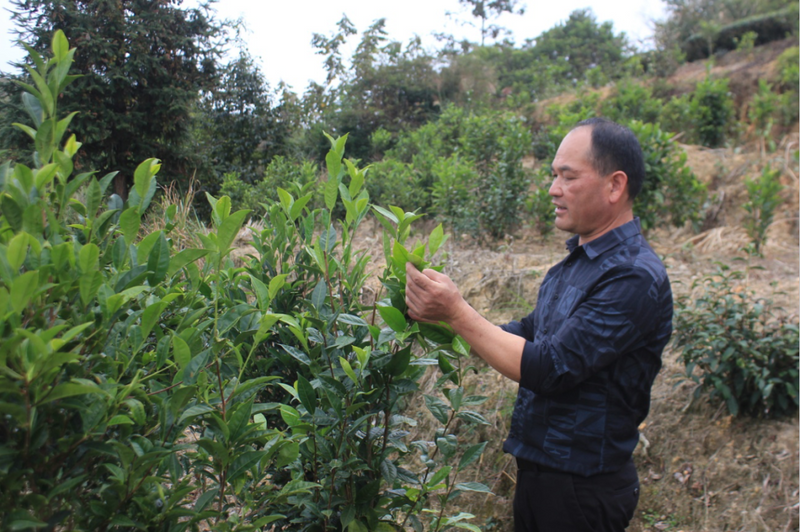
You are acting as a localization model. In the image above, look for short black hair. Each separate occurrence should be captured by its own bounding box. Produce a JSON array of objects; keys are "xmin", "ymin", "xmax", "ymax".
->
[{"xmin": 573, "ymin": 117, "xmax": 645, "ymax": 201}]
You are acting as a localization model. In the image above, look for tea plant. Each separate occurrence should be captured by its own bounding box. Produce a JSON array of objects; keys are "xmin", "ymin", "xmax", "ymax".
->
[
  {"xmin": 0, "ymin": 31, "xmax": 492, "ymax": 531},
  {"xmin": 673, "ymin": 264, "xmax": 799, "ymax": 418},
  {"xmin": 748, "ymin": 80, "xmax": 779, "ymax": 155},
  {"xmin": 743, "ymin": 164, "xmax": 784, "ymax": 256},
  {"xmin": 628, "ymin": 121, "xmax": 707, "ymax": 232},
  {"xmin": 689, "ymin": 74, "xmax": 735, "ymax": 148}
]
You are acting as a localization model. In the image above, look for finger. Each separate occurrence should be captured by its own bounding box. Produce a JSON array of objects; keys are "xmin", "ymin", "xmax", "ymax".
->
[{"xmin": 420, "ymin": 268, "xmax": 454, "ymax": 288}]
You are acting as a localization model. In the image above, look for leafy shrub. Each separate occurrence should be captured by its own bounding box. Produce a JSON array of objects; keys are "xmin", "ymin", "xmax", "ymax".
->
[
  {"xmin": 220, "ymin": 156, "xmax": 321, "ymax": 217},
  {"xmin": 383, "ymin": 106, "xmax": 532, "ymax": 239},
  {"xmin": 600, "ymin": 81, "xmax": 662, "ymax": 125},
  {"xmin": 533, "ymin": 94, "xmax": 599, "ymax": 161},
  {"xmin": 776, "ymin": 46, "xmax": 799, "ymax": 127},
  {"xmin": 777, "ymin": 46, "xmax": 799, "ymax": 92},
  {"xmin": 367, "ymin": 158, "xmax": 430, "ymax": 212},
  {"xmin": 743, "ymin": 164, "xmax": 784, "ymax": 255},
  {"xmin": 689, "ymin": 74, "xmax": 735, "ymax": 148},
  {"xmin": 526, "ymin": 167, "xmax": 556, "ymax": 236},
  {"xmin": 0, "ymin": 31, "xmax": 492, "ymax": 531},
  {"xmin": 673, "ymin": 264, "xmax": 799, "ymax": 418},
  {"xmin": 748, "ymin": 79, "xmax": 779, "ymax": 153},
  {"xmin": 430, "ymin": 155, "xmax": 481, "ymax": 236},
  {"xmin": 629, "ymin": 121, "xmax": 707, "ymax": 232},
  {"xmin": 734, "ymin": 30, "xmax": 758, "ymax": 54},
  {"xmin": 658, "ymin": 93, "xmax": 692, "ymax": 137}
]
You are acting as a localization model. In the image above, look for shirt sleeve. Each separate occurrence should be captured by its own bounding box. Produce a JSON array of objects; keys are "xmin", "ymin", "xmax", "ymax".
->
[
  {"xmin": 518, "ymin": 265, "xmax": 668, "ymax": 395},
  {"xmin": 500, "ymin": 311, "xmax": 536, "ymax": 340}
]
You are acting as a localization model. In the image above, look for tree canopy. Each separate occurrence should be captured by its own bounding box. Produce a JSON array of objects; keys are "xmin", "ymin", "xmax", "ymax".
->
[{"xmin": 3, "ymin": 0, "xmax": 221, "ymax": 197}]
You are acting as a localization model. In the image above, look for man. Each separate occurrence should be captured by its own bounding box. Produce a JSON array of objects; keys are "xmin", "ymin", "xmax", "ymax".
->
[{"xmin": 404, "ymin": 118, "xmax": 673, "ymax": 532}]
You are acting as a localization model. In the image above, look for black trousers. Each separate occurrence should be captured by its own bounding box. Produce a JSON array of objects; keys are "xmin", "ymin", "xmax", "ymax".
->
[{"xmin": 513, "ymin": 457, "xmax": 640, "ymax": 532}]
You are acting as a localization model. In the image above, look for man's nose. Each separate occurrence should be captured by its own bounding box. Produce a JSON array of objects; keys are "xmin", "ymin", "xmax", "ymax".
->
[{"xmin": 548, "ymin": 178, "xmax": 560, "ymax": 197}]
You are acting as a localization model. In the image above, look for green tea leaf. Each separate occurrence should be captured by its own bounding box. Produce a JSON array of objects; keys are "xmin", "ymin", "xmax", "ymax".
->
[
  {"xmin": 275, "ymin": 441, "xmax": 300, "ymax": 468},
  {"xmin": 7, "ymin": 232, "xmax": 29, "ymax": 271},
  {"xmin": 133, "ymin": 158, "xmax": 159, "ymax": 201},
  {"xmin": 429, "ymin": 223, "xmax": 448, "ymax": 256},
  {"xmin": 34, "ymin": 163, "xmax": 58, "ymax": 190},
  {"xmin": 454, "ymin": 482, "xmax": 492, "ymax": 494},
  {"xmin": 249, "ymin": 275, "xmax": 270, "ymax": 311},
  {"xmin": 340, "ymin": 357, "xmax": 358, "ymax": 383},
  {"xmin": 170, "ymin": 335, "xmax": 191, "ymax": 369},
  {"xmin": 85, "ymin": 177, "xmax": 101, "ymax": 217},
  {"xmin": 290, "ymin": 192, "xmax": 313, "ymax": 221},
  {"xmin": 147, "ymin": 232, "xmax": 170, "ymax": 286},
  {"xmin": 424, "ymin": 395, "xmax": 450, "ymax": 425},
  {"xmin": 453, "ymin": 335, "xmax": 471, "ymax": 357},
  {"xmin": 281, "ymin": 344, "xmax": 311, "ymax": 365},
  {"xmin": 108, "ymin": 415, "xmax": 134, "ymax": 426},
  {"xmin": 426, "ymin": 465, "xmax": 452, "ymax": 488},
  {"xmin": 43, "ymin": 383, "xmax": 103, "ymax": 404},
  {"xmin": 11, "ymin": 270, "xmax": 38, "ymax": 312},
  {"xmin": 268, "ymin": 274, "xmax": 288, "ymax": 300},
  {"xmin": 167, "ymin": 249, "xmax": 209, "ymax": 277},
  {"xmin": 78, "ymin": 243, "xmax": 99, "ymax": 273},
  {"xmin": 324, "ymin": 172, "xmax": 339, "ymax": 211},
  {"xmin": 79, "ymin": 272, "xmax": 102, "ymax": 306},
  {"xmin": 217, "ymin": 209, "xmax": 250, "ymax": 255},
  {"xmin": 296, "ymin": 375, "xmax": 316, "ymax": 415},
  {"xmin": 118, "ymin": 208, "xmax": 141, "ymax": 246},
  {"xmin": 458, "ymin": 442, "xmax": 487, "ymax": 471},
  {"xmin": 1, "ymin": 195, "xmax": 24, "ymax": 232},
  {"xmin": 228, "ymin": 451, "xmax": 266, "ymax": 483},
  {"xmin": 311, "ymin": 280, "xmax": 327, "ymax": 311},
  {"xmin": 377, "ymin": 305, "xmax": 407, "ymax": 333},
  {"xmin": 456, "ymin": 411, "xmax": 490, "ymax": 425}
]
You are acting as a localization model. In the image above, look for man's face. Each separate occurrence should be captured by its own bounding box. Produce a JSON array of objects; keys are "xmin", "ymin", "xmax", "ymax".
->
[{"xmin": 549, "ymin": 127, "xmax": 615, "ymax": 244}]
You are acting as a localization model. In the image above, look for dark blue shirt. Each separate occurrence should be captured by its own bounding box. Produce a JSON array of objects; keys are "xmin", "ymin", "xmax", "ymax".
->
[{"xmin": 501, "ymin": 218, "xmax": 673, "ymax": 477}]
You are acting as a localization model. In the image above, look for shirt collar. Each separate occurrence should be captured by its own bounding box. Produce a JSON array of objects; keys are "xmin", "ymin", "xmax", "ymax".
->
[{"xmin": 565, "ymin": 218, "xmax": 642, "ymax": 259}]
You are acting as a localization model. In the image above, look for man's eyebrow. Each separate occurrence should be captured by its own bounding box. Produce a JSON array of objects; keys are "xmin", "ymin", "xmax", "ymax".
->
[{"xmin": 552, "ymin": 164, "xmax": 575, "ymax": 173}]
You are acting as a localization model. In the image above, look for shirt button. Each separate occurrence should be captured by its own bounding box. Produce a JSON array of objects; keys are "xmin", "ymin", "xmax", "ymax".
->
[
  {"xmin": 554, "ymin": 295, "xmax": 559, "ymax": 300},
  {"xmin": 542, "ymin": 328, "xmax": 548, "ymax": 334}
]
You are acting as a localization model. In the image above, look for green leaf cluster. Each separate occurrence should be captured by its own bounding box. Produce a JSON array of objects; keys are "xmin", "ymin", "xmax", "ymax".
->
[
  {"xmin": 673, "ymin": 263, "xmax": 799, "ymax": 417},
  {"xmin": 0, "ymin": 32, "xmax": 490, "ymax": 531}
]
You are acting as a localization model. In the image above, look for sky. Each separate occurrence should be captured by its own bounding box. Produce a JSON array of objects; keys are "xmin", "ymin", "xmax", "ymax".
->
[{"xmin": 0, "ymin": 0, "xmax": 667, "ymax": 92}]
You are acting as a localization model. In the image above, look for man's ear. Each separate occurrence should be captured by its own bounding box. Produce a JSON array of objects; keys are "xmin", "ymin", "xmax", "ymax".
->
[{"xmin": 608, "ymin": 171, "xmax": 629, "ymax": 204}]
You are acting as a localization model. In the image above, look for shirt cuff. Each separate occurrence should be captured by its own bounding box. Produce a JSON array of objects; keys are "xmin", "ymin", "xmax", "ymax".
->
[{"xmin": 519, "ymin": 340, "xmax": 556, "ymax": 393}]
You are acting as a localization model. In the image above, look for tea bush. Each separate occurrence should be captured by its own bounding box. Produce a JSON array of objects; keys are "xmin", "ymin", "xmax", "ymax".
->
[
  {"xmin": 689, "ymin": 74, "xmax": 735, "ymax": 148},
  {"xmin": 628, "ymin": 121, "xmax": 707, "ymax": 232},
  {"xmin": 381, "ymin": 106, "xmax": 532, "ymax": 239},
  {"xmin": 220, "ymin": 156, "xmax": 321, "ymax": 217},
  {"xmin": 673, "ymin": 264, "xmax": 799, "ymax": 418},
  {"xmin": 599, "ymin": 81, "xmax": 662, "ymax": 125},
  {"xmin": 0, "ymin": 32, "xmax": 492, "ymax": 531},
  {"xmin": 743, "ymin": 164, "xmax": 784, "ymax": 256}
]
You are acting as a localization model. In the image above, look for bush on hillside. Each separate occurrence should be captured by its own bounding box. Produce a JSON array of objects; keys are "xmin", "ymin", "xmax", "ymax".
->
[
  {"xmin": 690, "ymin": 74, "xmax": 736, "ymax": 148},
  {"xmin": 674, "ymin": 264, "xmax": 799, "ymax": 418}
]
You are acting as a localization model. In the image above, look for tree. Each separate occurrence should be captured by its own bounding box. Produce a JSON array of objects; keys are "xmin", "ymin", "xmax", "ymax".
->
[
  {"xmin": 2, "ymin": 0, "xmax": 221, "ymax": 198},
  {"xmin": 456, "ymin": 0, "xmax": 525, "ymax": 46},
  {"xmin": 193, "ymin": 51, "xmax": 288, "ymax": 188},
  {"xmin": 530, "ymin": 8, "xmax": 629, "ymax": 85},
  {"xmin": 299, "ymin": 17, "xmax": 440, "ymax": 162}
]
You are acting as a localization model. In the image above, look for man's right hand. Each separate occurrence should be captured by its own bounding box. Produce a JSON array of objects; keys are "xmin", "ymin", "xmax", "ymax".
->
[{"xmin": 404, "ymin": 262, "xmax": 466, "ymax": 324}]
